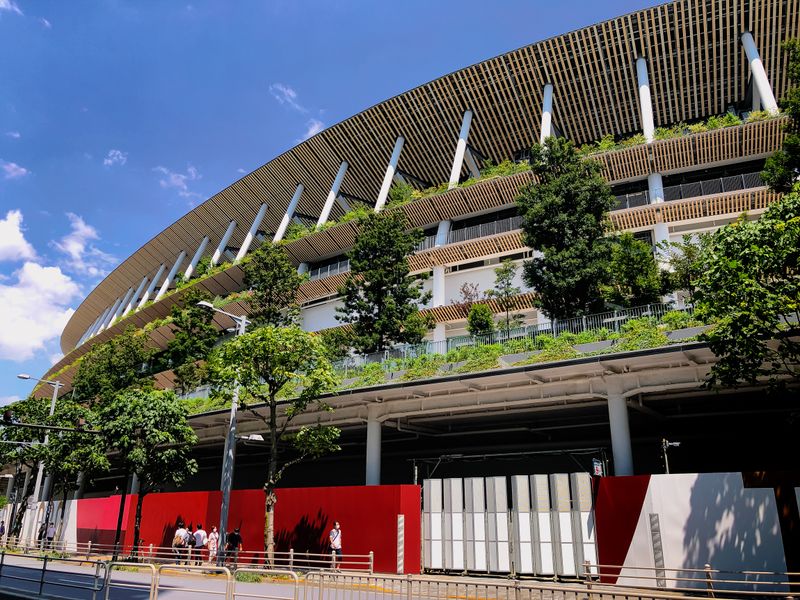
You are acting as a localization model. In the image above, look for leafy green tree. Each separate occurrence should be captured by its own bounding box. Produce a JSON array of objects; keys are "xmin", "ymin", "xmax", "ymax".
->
[
  {"xmin": 487, "ymin": 259, "xmax": 523, "ymax": 337},
  {"xmin": 337, "ymin": 210, "xmax": 432, "ymax": 353},
  {"xmin": 603, "ymin": 233, "xmax": 663, "ymax": 307},
  {"xmin": 466, "ymin": 304, "xmax": 495, "ymax": 338},
  {"xmin": 97, "ymin": 388, "xmax": 198, "ymax": 557},
  {"xmin": 243, "ymin": 243, "xmax": 304, "ymax": 327},
  {"xmin": 166, "ymin": 288, "xmax": 219, "ymax": 394},
  {"xmin": 518, "ymin": 136, "xmax": 615, "ymax": 319},
  {"xmin": 657, "ymin": 233, "xmax": 710, "ymax": 303},
  {"xmin": 695, "ymin": 192, "xmax": 800, "ymax": 388},
  {"xmin": 72, "ymin": 327, "xmax": 154, "ymax": 404},
  {"xmin": 211, "ymin": 326, "xmax": 339, "ymax": 560},
  {"xmin": 762, "ymin": 39, "xmax": 800, "ymax": 193}
]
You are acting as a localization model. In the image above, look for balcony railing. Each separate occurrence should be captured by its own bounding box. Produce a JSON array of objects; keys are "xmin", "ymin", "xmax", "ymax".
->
[
  {"xmin": 613, "ymin": 171, "xmax": 764, "ymax": 210},
  {"xmin": 448, "ymin": 215, "xmax": 524, "ymax": 244},
  {"xmin": 308, "ymin": 258, "xmax": 350, "ymax": 281}
]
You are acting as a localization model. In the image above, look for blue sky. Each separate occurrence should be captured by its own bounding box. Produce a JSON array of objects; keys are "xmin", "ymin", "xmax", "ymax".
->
[{"xmin": 0, "ymin": 0, "xmax": 661, "ymax": 403}]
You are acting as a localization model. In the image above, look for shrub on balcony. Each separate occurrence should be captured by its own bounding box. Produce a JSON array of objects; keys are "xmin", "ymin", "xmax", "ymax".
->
[{"xmin": 467, "ymin": 304, "xmax": 495, "ymax": 338}]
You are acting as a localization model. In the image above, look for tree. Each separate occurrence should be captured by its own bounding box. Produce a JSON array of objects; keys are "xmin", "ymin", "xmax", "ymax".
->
[
  {"xmin": 695, "ymin": 191, "xmax": 800, "ymax": 389},
  {"xmin": 243, "ymin": 243, "xmax": 304, "ymax": 327},
  {"xmin": 337, "ymin": 210, "xmax": 432, "ymax": 353},
  {"xmin": 72, "ymin": 326, "xmax": 154, "ymax": 404},
  {"xmin": 166, "ymin": 288, "xmax": 219, "ymax": 395},
  {"xmin": 457, "ymin": 282, "xmax": 483, "ymax": 305},
  {"xmin": 211, "ymin": 326, "xmax": 339, "ymax": 561},
  {"xmin": 517, "ymin": 136, "xmax": 615, "ymax": 319},
  {"xmin": 97, "ymin": 388, "xmax": 198, "ymax": 558},
  {"xmin": 487, "ymin": 259, "xmax": 523, "ymax": 337},
  {"xmin": 467, "ymin": 304, "xmax": 495, "ymax": 338},
  {"xmin": 762, "ymin": 39, "xmax": 800, "ymax": 193},
  {"xmin": 603, "ymin": 233, "xmax": 663, "ymax": 307},
  {"xmin": 657, "ymin": 233, "xmax": 710, "ymax": 303}
]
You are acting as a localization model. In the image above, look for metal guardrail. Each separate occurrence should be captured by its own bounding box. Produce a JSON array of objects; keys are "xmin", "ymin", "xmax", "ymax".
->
[
  {"xmin": 448, "ymin": 215, "xmax": 524, "ymax": 244},
  {"xmin": 155, "ymin": 563, "xmax": 232, "ymax": 600},
  {"xmin": 0, "ymin": 551, "xmax": 107, "ymax": 600},
  {"xmin": 613, "ymin": 171, "xmax": 764, "ymax": 210},
  {"xmin": 308, "ymin": 259, "xmax": 351, "ymax": 281},
  {"xmin": 105, "ymin": 561, "xmax": 158, "ymax": 600}
]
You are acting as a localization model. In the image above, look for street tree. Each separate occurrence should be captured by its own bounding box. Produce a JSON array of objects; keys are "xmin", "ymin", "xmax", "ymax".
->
[
  {"xmin": 603, "ymin": 233, "xmax": 663, "ymax": 307},
  {"xmin": 211, "ymin": 325, "xmax": 339, "ymax": 561},
  {"xmin": 337, "ymin": 210, "xmax": 432, "ymax": 353},
  {"xmin": 657, "ymin": 234, "xmax": 710, "ymax": 303},
  {"xmin": 517, "ymin": 136, "xmax": 615, "ymax": 319},
  {"xmin": 695, "ymin": 191, "xmax": 800, "ymax": 388},
  {"xmin": 761, "ymin": 39, "xmax": 800, "ymax": 193},
  {"xmin": 487, "ymin": 259, "xmax": 523, "ymax": 338},
  {"xmin": 97, "ymin": 388, "xmax": 198, "ymax": 558},
  {"xmin": 466, "ymin": 304, "xmax": 495, "ymax": 338},
  {"xmin": 166, "ymin": 288, "xmax": 219, "ymax": 394},
  {"xmin": 243, "ymin": 243, "xmax": 304, "ymax": 327}
]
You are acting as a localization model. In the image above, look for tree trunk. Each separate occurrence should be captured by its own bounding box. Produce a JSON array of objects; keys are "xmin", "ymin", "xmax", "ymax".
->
[
  {"xmin": 132, "ymin": 490, "xmax": 146, "ymax": 559},
  {"xmin": 264, "ymin": 490, "xmax": 276, "ymax": 567},
  {"xmin": 54, "ymin": 484, "xmax": 68, "ymax": 548},
  {"xmin": 264, "ymin": 398, "xmax": 279, "ymax": 566},
  {"xmin": 112, "ymin": 471, "xmax": 129, "ymax": 561}
]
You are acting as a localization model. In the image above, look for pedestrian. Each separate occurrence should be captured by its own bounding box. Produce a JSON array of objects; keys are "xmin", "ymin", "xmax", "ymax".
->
[
  {"xmin": 172, "ymin": 521, "xmax": 188, "ymax": 564},
  {"xmin": 329, "ymin": 521, "xmax": 342, "ymax": 571},
  {"xmin": 45, "ymin": 522, "xmax": 56, "ymax": 550},
  {"xmin": 37, "ymin": 522, "xmax": 46, "ymax": 550},
  {"xmin": 186, "ymin": 524, "xmax": 196, "ymax": 564},
  {"xmin": 225, "ymin": 527, "xmax": 242, "ymax": 566},
  {"xmin": 207, "ymin": 526, "xmax": 219, "ymax": 564},
  {"xmin": 193, "ymin": 523, "xmax": 208, "ymax": 565},
  {"xmin": 0, "ymin": 520, "xmax": 6, "ymax": 540}
]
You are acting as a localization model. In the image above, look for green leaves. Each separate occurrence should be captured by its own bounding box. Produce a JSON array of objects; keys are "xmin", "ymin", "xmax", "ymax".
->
[
  {"xmin": 762, "ymin": 40, "xmax": 800, "ymax": 193},
  {"xmin": 603, "ymin": 232, "xmax": 663, "ymax": 307},
  {"xmin": 243, "ymin": 243, "xmax": 304, "ymax": 328}
]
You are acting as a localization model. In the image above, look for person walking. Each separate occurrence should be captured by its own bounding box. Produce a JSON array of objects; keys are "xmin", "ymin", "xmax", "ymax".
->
[
  {"xmin": 172, "ymin": 522, "xmax": 188, "ymax": 564},
  {"xmin": 193, "ymin": 523, "xmax": 208, "ymax": 565},
  {"xmin": 329, "ymin": 521, "xmax": 342, "ymax": 571},
  {"xmin": 45, "ymin": 522, "xmax": 56, "ymax": 550},
  {"xmin": 207, "ymin": 526, "xmax": 220, "ymax": 564},
  {"xmin": 186, "ymin": 524, "xmax": 196, "ymax": 564},
  {"xmin": 225, "ymin": 527, "xmax": 242, "ymax": 566}
]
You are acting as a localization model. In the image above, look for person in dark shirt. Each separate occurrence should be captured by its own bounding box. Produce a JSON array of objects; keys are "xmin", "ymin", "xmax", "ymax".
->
[{"xmin": 225, "ymin": 527, "xmax": 242, "ymax": 565}]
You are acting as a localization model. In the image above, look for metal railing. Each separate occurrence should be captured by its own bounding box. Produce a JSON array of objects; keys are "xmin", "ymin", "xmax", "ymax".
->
[
  {"xmin": 448, "ymin": 215, "xmax": 524, "ymax": 244},
  {"xmin": 308, "ymin": 259, "xmax": 351, "ymax": 281},
  {"xmin": 0, "ymin": 551, "xmax": 107, "ymax": 600},
  {"xmin": 613, "ymin": 171, "xmax": 764, "ymax": 210}
]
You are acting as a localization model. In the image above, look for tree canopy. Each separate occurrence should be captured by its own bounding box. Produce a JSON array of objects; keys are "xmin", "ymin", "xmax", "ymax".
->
[
  {"xmin": 243, "ymin": 243, "xmax": 304, "ymax": 327},
  {"xmin": 487, "ymin": 259, "xmax": 523, "ymax": 337},
  {"xmin": 166, "ymin": 288, "xmax": 219, "ymax": 394},
  {"xmin": 517, "ymin": 136, "xmax": 616, "ymax": 319},
  {"xmin": 762, "ymin": 39, "xmax": 800, "ymax": 193},
  {"xmin": 603, "ymin": 232, "xmax": 663, "ymax": 307}
]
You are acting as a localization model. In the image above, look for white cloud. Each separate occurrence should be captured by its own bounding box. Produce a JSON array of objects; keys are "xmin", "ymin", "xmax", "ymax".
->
[
  {"xmin": 1, "ymin": 159, "xmax": 30, "ymax": 179},
  {"xmin": 269, "ymin": 83, "xmax": 307, "ymax": 113},
  {"xmin": 5, "ymin": 131, "xmax": 20, "ymax": 139},
  {"xmin": 0, "ymin": 395, "xmax": 20, "ymax": 407},
  {"xmin": 0, "ymin": 262, "xmax": 80, "ymax": 361},
  {"xmin": 153, "ymin": 164, "xmax": 201, "ymax": 199},
  {"xmin": 0, "ymin": 0, "xmax": 23, "ymax": 16},
  {"xmin": 237, "ymin": 168, "xmax": 246, "ymax": 174},
  {"xmin": 39, "ymin": 17, "xmax": 51, "ymax": 28},
  {"xmin": 300, "ymin": 118, "xmax": 325, "ymax": 141},
  {"xmin": 0, "ymin": 209, "xmax": 36, "ymax": 262},
  {"xmin": 52, "ymin": 212, "xmax": 117, "ymax": 277},
  {"xmin": 103, "ymin": 149, "xmax": 128, "ymax": 167}
]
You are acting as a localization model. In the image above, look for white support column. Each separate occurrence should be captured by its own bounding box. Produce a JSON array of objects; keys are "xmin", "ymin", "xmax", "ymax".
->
[
  {"xmin": 432, "ymin": 220, "xmax": 451, "ymax": 343},
  {"xmin": 137, "ymin": 263, "xmax": 166, "ymax": 309},
  {"xmin": 448, "ymin": 110, "xmax": 473, "ymax": 189},
  {"xmin": 122, "ymin": 275, "xmax": 149, "ymax": 318},
  {"xmin": 112, "ymin": 287, "xmax": 135, "ymax": 322},
  {"xmin": 211, "ymin": 221, "xmax": 237, "ymax": 266},
  {"xmin": 635, "ymin": 57, "xmax": 656, "ymax": 143},
  {"xmin": 316, "ymin": 161, "xmax": 349, "ymax": 227},
  {"xmin": 365, "ymin": 406, "xmax": 382, "ymax": 485},
  {"xmin": 235, "ymin": 204, "xmax": 268, "ymax": 263},
  {"xmin": 273, "ymin": 184, "xmax": 304, "ymax": 242},
  {"xmin": 540, "ymin": 83, "xmax": 554, "ymax": 143},
  {"xmin": 741, "ymin": 32, "xmax": 778, "ymax": 113},
  {"xmin": 154, "ymin": 251, "xmax": 186, "ymax": 302},
  {"xmin": 97, "ymin": 297, "xmax": 123, "ymax": 333},
  {"xmin": 184, "ymin": 236, "xmax": 210, "ymax": 279},
  {"xmin": 87, "ymin": 305, "xmax": 113, "ymax": 339},
  {"xmin": 336, "ymin": 195, "xmax": 351, "ymax": 213},
  {"xmin": 606, "ymin": 379, "xmax": 633, "ymax": 476},
  {"xmin": 375, "ymin": 136, "xmax": 405, "ymax": 212},
  {"xmin": 464, "ymin": 149, "xmax": 482, "ymax": 179},
  {"xmin": 78, "ymin": 313, "xmax": 105, "ymax": 345},
  {"xmin": 752, "ymin": 81, "xmax": 762, "ymax": 112}
]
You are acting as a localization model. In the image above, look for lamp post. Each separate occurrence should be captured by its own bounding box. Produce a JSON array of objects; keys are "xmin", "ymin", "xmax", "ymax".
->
[
  {"xmin": 197, "ymin": 301, "xmax": 249, "ymax": 565},
  {"xmin": 16, "ymin": 374, "xmax": 62, "ymax": 547}
]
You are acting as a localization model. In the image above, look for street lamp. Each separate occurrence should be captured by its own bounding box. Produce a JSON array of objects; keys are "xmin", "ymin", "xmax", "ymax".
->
[
  {"xmin": 16, "ymin": 373, "xmax": 62, "ymax": 547},
  {"xmin": 197, "ymin": 302, "xmax": 249, "ymax": 564}
]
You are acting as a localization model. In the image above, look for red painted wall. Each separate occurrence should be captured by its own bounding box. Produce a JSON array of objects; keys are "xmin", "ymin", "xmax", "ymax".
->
[{"xmin": 76, "ymin": 495, "xmax": 135, "ymax": 549}]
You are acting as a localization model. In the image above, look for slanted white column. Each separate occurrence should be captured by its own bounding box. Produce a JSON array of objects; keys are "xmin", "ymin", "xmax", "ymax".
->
[
  {"xmin": 235, "ymin": 204, "xmax": 268, "ymax": 263},
  {"xmin": 184, "ymin": 236, "xmax": 210, "ymax": 280},
  {"xmin": 448, "ymin": 110, "xmax": 473, "ymax": 189},
  {"xmin": 540, "ymin": 83, "xmax": 554, "ymax": 143},
  {"xmin": 432, "ymin": 220, "xmax": 451, "ymax": 343},
  {"xmin": 87, "ymin": 305, "xmax": 113, "ymax": 339},
  {"xmin": 78, "ymin": 313, "xmax": 104, "ymax": 345},
  {"xmin": 211, "ymin": 221, "xmax": 237, "ymax": 266},
  {"xmin": 741, "ymin": 32, "xmax": 778, "ymax": 113},
  {"xmin": 122, "ymin": 276, "xmax": 149, "ymax": 318},
  {"xmin": 137, "ymin": 263, "xmax": 166, "ymax": 309},
  {"xmin": 752, "ymin": 81, "xmax": 762, "ymax": 112},
  {"xmin": 365, "ymin": 406, "xmax": 382, "ymax": 485},
  {"xmin": 97, "ymin": 297, "xmax": 123, "ymax": 333},
  {"xmin": 464, "ymin": 149, "xmax": 482, "ymax": 179},
  {"xmin": 273, "ymin": 185, "xmax": 304, "ymax": 242},
  {"xmin": 375, "ymin": 137, "xmax": 405, "ymax": 212},
  {"xmin": 154, "ymin": 251, "xmax": 186, "ymax": 302},
  {"xmin": 648, "ymin": 172, "xmax": 670, "ymax": 253},
  {"xmin": 606, "ymin": 379, "xmax": 633, "ymax": 476},
  {"xmin": 635, "ymin": 57, "xmax": 656, "ymax": 143},
  {"xmin": 336, "ymin": 195, "xmax": 351, "ymax": 212},
  {"xmin": 316, "ymin": 161, "xmax": 349, "ymax": 227},
  {"xmin": 112, "ymin": 287, "xmax": 135, "ymax": 323}
]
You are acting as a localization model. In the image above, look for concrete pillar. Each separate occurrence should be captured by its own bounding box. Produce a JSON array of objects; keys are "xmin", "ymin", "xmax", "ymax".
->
[
  {"xmin": 607, "ymin": 380, "xmax": 633, "ymax": 476},
  {"xmin": 317, "ymin": 161, "xmax": 349, "ymax": 227},
  {"xmin": 273, "ymin": 185, "xmax": 304, "ymax": 242},
  {"xmin": 752, "ymin": 80, "xmax": 762, "ymax": 112},
  {"xmin": 448, "ymin": 110, "xmax": 473, "ymax": 189},
  {"xmin": 122, "ymin": 276, "xmax": 149, "ymax": 318},
  {"xmin": 154, "ymin": 251, "xmax": 187, "ymax": 302},
  {"xmin": 235, "ymin": 204, "xmax": 268, "ymax": 262},
  {"xmin": 540, "ymin": 83, "xmax": 554, "ymax": 143},
  {"xmin": 211, "ymin": 221, "xmax": 237, "ymax": 266},
  {"xmin": 464, "ymin": 149, "xmax": 482, "ymax": 179},
  {"xmin": 365, "ymin": 407, "xmax": 382, "ymax": 485},
  {"xmin": 375, "ymin": 137, "xmax": 405, "ymax": 212},
  {"xmin": 741, "ymin": 32, "xmax": 778, "ymax": 113},
  {"xmin": 635, "ymin": 57, "xmax": 656, "ymax": 143},
  {"xmin": 97, "ymin": 297, "xmax": 123, "ymax": 333},
  {"xmin": 90, "ymin": 305, "xmax": 114, "ymax": 337},
  {"xmin": 647, "ymin": 173, "xmax": 664, "ymax": 204},
  {"xmin": 111, "ymin": 287, "xmax": 135, "ymax": 323},
  {"xmin": 184, "ymin": 236, "xmax": 210, "ymax": 280},
  {"xmin": 78, "ymin": 313, "xmax": 104, "ymax": 346},
  {"xmin": 137, "ymin": 263, "xmax": 166, "ymax": 309}
]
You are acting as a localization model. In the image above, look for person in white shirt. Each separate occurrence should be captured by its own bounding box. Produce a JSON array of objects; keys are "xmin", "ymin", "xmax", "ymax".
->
[
  {"xmin": 329, "ymin": 521, "xmax": 342, "ymax": 570},
  {"xmin": 173, "ymin": 522, "xmax": 189, "ymax": 564},
  {"xmin": 194, "ymin": 524, "xmax": 208, "ymax": 564},
  {"xmin": 207, "ymin": 526, "xmax": 220, "ymax": 564}
]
